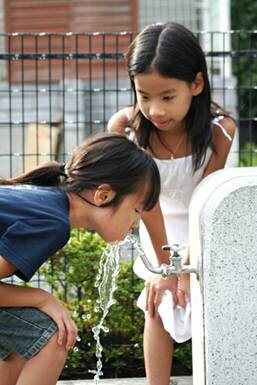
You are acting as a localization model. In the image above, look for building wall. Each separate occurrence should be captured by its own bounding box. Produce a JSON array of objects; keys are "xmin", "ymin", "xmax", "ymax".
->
[
  {"xmin": 3, "ymin": 0, "xmax": 137, "ymax": 83},
  {"xmin": 4, "ymin": 0, "xmax": 137, "ymax": 33},
  {"xmin": 138, "ymin": 0, "xmax": 202, "ymax": 31}
]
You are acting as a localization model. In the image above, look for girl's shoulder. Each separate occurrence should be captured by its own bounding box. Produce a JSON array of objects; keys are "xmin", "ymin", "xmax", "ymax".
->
[
  {"xmin": 210, "ymin": 115, "xmax": 236, "ymax": 161},
  {"xmin": 107, "ymin": 106, "xmax": 134, "ymax": 135},
  {"xmin": 211, "ymin": 115, "xmax": 236, "ymax": 147}
]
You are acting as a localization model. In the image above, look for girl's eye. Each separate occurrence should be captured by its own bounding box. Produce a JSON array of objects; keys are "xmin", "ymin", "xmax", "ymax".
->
[
  {"xmin": 163, "ymin": 96, "xmax": 174, "ymax": 101},
  {"xmin": 138, "ymin": 94, "xmax": 149, "ymax": 101}
]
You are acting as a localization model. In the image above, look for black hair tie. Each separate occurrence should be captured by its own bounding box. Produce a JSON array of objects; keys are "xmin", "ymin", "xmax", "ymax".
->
[{"xmin": 59, "ymin": 164, "xmax": 69, "ymax": 179}]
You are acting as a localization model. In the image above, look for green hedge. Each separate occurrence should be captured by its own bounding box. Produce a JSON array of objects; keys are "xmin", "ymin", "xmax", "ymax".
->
[
  {"xmin": 239, "ymin": 142, "xmax": 257, "ymax": 167},
  {"xmin": 40, "ymin": 230, "xmax": 192, "ymax": 379}
]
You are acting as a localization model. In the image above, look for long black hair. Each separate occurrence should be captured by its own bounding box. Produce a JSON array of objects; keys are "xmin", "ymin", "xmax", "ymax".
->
[
  {"xmin": 127, "ymin": 22, "xmax": 214, "ymax": 171},
  {"xmin": 0, "ymin": 133, "xmax": 160, "ymax": 211}
]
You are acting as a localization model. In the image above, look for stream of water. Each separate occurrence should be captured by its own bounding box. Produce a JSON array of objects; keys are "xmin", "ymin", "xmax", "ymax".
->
[{"xmin": 89, "ymin": 234, "xmax": 143, "ymax": 383}]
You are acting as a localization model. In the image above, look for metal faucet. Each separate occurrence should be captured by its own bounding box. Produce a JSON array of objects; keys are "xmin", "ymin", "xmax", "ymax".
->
[{"xmin": 138, "ymin": 243, "xmax": 197, "ymax": 278}]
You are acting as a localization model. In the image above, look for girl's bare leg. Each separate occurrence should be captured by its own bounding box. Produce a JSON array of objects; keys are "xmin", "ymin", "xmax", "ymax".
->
[
  {"xmin": 16, "ymin": 332, "xmax": 68, "ymax": 385},
  {"xmin": 0, "ymin": 353, "xmax": 25, "ymax": 385},
  {"xmin": 144, "ymin": 315, "xmax": 173, "ymax": 385}
]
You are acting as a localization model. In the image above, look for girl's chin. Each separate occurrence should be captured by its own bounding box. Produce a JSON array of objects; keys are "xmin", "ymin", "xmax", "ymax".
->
[{"xmin": 102, "ymin": 234, "xmax": 126, "ymax": 244}]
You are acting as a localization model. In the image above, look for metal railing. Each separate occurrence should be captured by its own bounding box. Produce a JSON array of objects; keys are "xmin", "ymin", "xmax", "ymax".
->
[{"xmin": 0, "ymin": 31, "xmax": 256, "ymax": 176}]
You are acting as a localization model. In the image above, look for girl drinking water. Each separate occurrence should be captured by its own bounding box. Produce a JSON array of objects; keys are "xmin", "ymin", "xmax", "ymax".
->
[
  {"xmin": 108, "ymin": 22, "xmax": 236, "ymax": 385},
  {"xmin": 0, "ymin": 132, "xmax": 160, "ymax": 385}
]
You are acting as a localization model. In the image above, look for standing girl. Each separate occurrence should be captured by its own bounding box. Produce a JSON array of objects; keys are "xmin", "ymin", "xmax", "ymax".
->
[
  {"xmin": 0, "ymin": 132, "xmax": 160, "ymax": 385},
  {"xmin": 108, "ymin": 22, "xmax": 236, "ymax": 385}
]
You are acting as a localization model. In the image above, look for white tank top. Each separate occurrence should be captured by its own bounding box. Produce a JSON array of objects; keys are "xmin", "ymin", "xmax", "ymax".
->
[{"xmin": 134, "ymin": 116, "xmax": 232, "ymax": 279}]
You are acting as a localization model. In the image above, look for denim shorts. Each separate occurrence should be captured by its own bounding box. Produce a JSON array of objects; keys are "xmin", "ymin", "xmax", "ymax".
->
[{"xmin": 0, "ymin": 307, "xmax": 58, "ymax": 360}]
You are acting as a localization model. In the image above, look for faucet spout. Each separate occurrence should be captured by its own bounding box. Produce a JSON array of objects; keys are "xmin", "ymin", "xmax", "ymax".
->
[
  {"xmin": 138, "ymin": 242, "xmax": 197, "ymax": 278},
  {"xmin": 138, "ymin": 252, "xmax": 164, "ymax": 275},
  {"xmin": 126, "ymin": 235, "xmax": 197, "ymax": 278}
]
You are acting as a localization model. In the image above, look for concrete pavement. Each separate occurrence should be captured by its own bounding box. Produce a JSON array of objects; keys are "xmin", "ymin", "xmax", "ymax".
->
[{"xmin": 58, "ymin": 376, "xmax": 192, "ymax": 385}]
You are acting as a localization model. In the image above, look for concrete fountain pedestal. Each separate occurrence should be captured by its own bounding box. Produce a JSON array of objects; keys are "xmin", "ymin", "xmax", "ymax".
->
[{"xmin": 189, "ymin": 167, "xmax": 257, "ymax": 385}]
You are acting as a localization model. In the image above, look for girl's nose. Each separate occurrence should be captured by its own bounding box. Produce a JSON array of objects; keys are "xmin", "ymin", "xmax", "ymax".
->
[{"xmin": 148, "ymin": 102, "xmax": 165, "ymax": 118}]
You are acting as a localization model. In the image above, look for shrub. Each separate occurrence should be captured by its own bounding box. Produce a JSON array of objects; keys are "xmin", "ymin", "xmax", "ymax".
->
[{"xmin": 239, "ymin": 142, "xmax": 257, "ymax": 166}]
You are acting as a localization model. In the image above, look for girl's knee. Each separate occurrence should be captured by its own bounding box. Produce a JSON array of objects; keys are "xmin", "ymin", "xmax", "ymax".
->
[
  {"xmin": 145, "ymin": 314, "xmax": 164, "ymax": 328},
  {"xmin": 44, "ymin": 332, "xmax": 68, "ymax": 362}
]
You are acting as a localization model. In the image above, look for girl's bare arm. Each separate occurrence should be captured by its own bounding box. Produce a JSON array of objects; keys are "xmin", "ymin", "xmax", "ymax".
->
[
  {"xmin": 141, "ymin": 202, "xmax": 170, "ymax": 265},
  {"xmin": 203, "ymin": 116, "xmax": 236, "ymax": 177},
  {"xmin": 141, "ymin": 203, "xmax": 178, "ymax": 316}
]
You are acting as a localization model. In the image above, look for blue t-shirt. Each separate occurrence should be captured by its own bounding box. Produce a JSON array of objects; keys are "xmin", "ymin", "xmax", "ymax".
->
[{"xmin": 0, "ymin": 185, "xmax": 70, "ymax": 281}]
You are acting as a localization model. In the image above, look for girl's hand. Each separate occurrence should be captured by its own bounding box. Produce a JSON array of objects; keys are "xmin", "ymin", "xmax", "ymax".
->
[
  {"xmin": 38, "ymin": 293, "xmax": 78, "ymax": 350},
  {"xmin": 145, "ymin": 275, "xmax": 177, "ymax": 317},
  {"xmin": 0, "ymin": 283, "xmax": 77, "ymax": 349},
  {"xmin": 176, "ymin": 273, "xmax": 190, "ymax": 308}
]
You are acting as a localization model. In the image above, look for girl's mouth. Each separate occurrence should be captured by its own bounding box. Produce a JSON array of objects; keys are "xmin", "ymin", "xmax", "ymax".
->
[{"xmin": 151, "ymin": 120, "xmax": 170, "ymax": 129}]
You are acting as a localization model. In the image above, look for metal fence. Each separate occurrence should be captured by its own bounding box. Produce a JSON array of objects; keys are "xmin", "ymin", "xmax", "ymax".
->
[{"xmin": 0, "ymin": 30, "xmax": 256, "ymax": 177}]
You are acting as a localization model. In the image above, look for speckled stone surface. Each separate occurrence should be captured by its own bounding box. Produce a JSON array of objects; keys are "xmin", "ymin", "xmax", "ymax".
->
[{"xmin": 189, "ymin": 167, "xmax": 257, "ymax": 385}]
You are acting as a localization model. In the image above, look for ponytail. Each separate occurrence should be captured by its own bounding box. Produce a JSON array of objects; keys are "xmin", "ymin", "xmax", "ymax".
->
[{"xmin": 0, "ymin": 161, "xmax": 67, "ymax": 186}]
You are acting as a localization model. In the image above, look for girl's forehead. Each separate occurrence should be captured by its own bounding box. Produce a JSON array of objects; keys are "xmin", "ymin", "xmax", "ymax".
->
[{"xmin": 134, "ymin": 72, "xmax": 187, "ymax": 94}]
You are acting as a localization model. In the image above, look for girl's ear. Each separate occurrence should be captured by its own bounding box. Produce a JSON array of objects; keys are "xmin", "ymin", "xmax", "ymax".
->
[
  {"xmin": 94, "ymin": 184, "xmax": 116, "ymax": 206},
  {"xmin": 192, "ymin": 72, "xmax": 204, "ymax": 96}
]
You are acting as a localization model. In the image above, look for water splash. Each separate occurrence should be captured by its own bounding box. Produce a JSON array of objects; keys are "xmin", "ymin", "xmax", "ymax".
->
[
  {"xmin": 126, "ymin": 233, "xmax": 146, "ymax": 256},
  {"xmin": 89, "ymin": 234, "xmax": 144, "ymax": 383},
  {"xmin": 89, "ymin": 241, "xmax": 123, "ymax": 383}
]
